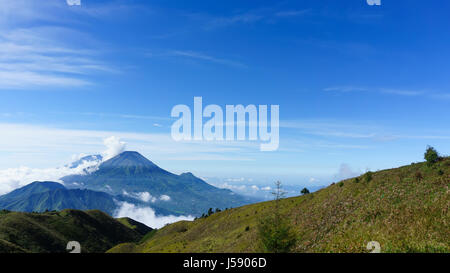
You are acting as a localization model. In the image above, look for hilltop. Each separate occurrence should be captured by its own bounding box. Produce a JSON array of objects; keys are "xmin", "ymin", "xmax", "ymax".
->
[
  {"xmin": 0, "ymin": 209, "xmax": 151, "ymax": 253},
  {"xmin": 109, "ymin": 157, "xmax": 450, "ymax": 253}
]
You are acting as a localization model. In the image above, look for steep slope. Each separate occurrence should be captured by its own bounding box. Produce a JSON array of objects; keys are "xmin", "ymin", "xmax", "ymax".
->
[
  {"xmin": 0, "ymin": 209, "xmax": 149, "ymax": 253},
  {"xmin": 109, "ymin": 157, "xmax": 450, "ymax": 253},
  {"xmin": 61, "ymin": 151, "xmax": 253, "ymax": 216},
  {"xmin": 116, "ymin": 217, "xmax": 154, "ymax": 236}
]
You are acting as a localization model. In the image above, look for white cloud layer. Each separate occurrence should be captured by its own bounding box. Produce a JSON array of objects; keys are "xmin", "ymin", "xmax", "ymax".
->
[
  {"xmin": 0, "ymin": 135, "xmax": 125, "ymax": 195},
  {"xmin": 334, "ymin": 163, "xmax": 361, "ymax": 181},
  {"xmin": 103, "ymin": 136, "xmax": 126, "ymax": 161},
  {"xmin": 0, "ymin": 159, "xmax": 99, "ymax": 195},
  {"xmin": 114, "ymin": 202, "xmax": 193, "ymax": 229}
]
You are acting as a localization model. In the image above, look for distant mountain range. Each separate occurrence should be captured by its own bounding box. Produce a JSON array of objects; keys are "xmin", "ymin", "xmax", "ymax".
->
[
  {"xmin": 0, "ymin": 151, "xmax": 254, "ymax": 217},
  {"xmin": 0, "ymin": 182, "xmax": 116, "ymax": 214},
  {"xmin": 61, "ymin": 151, "xmax": 254, "ymax": 215}
]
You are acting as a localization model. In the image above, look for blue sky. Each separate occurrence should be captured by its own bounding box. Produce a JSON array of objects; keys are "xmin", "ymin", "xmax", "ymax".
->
[{"xmin": 0, "ymin": 0, "xmax": 449, "ymax": 191}]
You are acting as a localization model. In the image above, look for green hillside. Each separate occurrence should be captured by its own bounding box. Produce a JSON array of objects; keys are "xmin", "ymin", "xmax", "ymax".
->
[
  {"xmin": 116, "ymin": 217, "xmax": 154, "ymax": 236},
  {"xmin": 109, "ymin": 157, "xmax": 450, "ymax": 253},
  {"xmin": 0, "ymin": 209, "xmax": 149, "ymax": 253}
]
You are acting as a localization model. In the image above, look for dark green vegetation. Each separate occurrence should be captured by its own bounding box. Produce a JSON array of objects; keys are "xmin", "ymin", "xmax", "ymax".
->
[
  {"xmin": 109, "ymin": 157, "xmax": 450, "ymax": 253},
  {"xmin": 62, "ymin": 151, "xmax": 253, "ymax": 216},
  {"xmin": 425, "ymin": 146, "xmax": 440, "ymax": 166},
  {"xmin": 0, "ymin": 209, "xmax": 151, "ymax": 253},
  {"xmin": 300, "ymin": 188, "xmax": 310, "ymax": 195}
]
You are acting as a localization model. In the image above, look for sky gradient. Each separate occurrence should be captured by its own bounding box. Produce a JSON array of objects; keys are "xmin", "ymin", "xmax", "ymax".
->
[{"xmin": 0, "ymin": 0, "xmax": 449, "ymax": 192}]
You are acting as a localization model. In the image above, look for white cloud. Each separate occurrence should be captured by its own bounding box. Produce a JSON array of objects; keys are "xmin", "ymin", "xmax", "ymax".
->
[
  {"xmin": 226, "ymin": 177, "xmax": 246, "ymax": 182},
  {"xmin": 160, "ymin": 195, "xmax": 171, "ymax": 201},
  {"xmin": 0, "ymin": 135, "xmax": 127, "ymax": 195},
  {"xmin": 334, "ymin": 163, "xmax": 361, "ymax": 181},
  {"xmin": 102, "ymin": 136, "xmax": 126, "ymax": 161},
  {"xmin": 0, "ymin": 159, "xmax": 99, "ymax": 195},
  {"xmin": 123, "ymin": 191, "xmax": 170, "ymax": 203},
  {"xmin": 168, "ymin": 50, "xmax": 246, "ymax": 68},
  {"xmin": 0, "ymin": 123, "xmax": 261, "ymax": 169},
  {"xmin": 0, "ymin": 1, "xmax": 114, "ymax": 90},
  {"xmin": 114, "ymin": 202, "xmax": 194, "ymax": 229},
  {"xmin": 66, "ymin": 0, "xmax": 81, "ymax": 6},
  {"xmin": 324, "ymin": 86, "xmax": 449, "ymax": 99}
]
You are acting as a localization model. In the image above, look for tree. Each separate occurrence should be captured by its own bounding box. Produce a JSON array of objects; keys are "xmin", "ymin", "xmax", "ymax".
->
[
  {"xmin": 257, "ymin": 181, "xmax": 298, "ymax": 253},
  {"xmin": 424, "ymin": 146, "xmax": 439, "ymax": 166},
  {"xmin": 207, "ymin": 208, "xmax": 214, "ymax": 216},
  {"xmin": 300, "ymin": 188, "xmax": 310, "ymax": 195}
]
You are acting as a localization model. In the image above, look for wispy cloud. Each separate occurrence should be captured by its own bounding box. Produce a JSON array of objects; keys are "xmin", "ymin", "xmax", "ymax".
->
[
  {"xmin": 0, "ymin": 1, "xmax": 116, "ymax": 90},
  {"xmin": 168, "ymin": 50, "xmax": 247, "ymax": 68},
  {"xmin": 275, "ymin": 10, "xmax": 310, "ymax": 17},
  {"xmin": 324, "ymin": 86, "xmax": 449, "ymax": 99},
  {"xmin": 195, "ymin": 7, "xmax": 310, "ymax": 30}
]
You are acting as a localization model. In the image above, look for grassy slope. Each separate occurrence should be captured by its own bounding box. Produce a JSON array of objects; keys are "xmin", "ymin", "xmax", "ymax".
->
[
  {"xmin": 0, "ymin": 209, "xmax": 145, "ymax": 253},
  {"xmin": 116, "ymin": 217, "xmax": 153, "ymax": 236},
  {"xmin": 109, "ymin": 158, "xmax": 450, "ymax": 253}
]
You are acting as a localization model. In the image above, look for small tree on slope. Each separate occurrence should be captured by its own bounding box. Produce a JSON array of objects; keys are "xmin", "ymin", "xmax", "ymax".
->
[{"xmin": 257, "ymin": 181, "xmax": 298, "ymax": 253}]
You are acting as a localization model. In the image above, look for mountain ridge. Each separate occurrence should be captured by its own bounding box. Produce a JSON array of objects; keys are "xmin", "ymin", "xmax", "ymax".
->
[{"xmin": 61, "ymin": 151, "xmax": 253, "ymax": 216}]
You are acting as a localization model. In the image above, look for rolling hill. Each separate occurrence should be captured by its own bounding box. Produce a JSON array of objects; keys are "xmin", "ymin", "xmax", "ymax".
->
[
  {"xmin": 108, "ymin": 157, "xmax": 450, "ymax": 253},
  {"xmin": 61, "ymin": 151, "xmax": 254, "ymax": 216},
  {"xmin": 0, "ymin": 209, "xmax": 152, "ymax": 253}
]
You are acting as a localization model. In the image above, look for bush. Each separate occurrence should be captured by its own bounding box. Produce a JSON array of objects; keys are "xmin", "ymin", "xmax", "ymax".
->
[
  {"xmin": 258, "ymin": 215, "xmax": 297, "ymax": 253},
  {"xmin": 424, "ymin": 146, "xmax": 439, "ymax": 166},
  {"xmin": 300, "ymin": 188, "xmax": 310, "ymax": 195},
  {"xmin": 364, "ymin": 171, "xmax": 373, "ymax": 182}
]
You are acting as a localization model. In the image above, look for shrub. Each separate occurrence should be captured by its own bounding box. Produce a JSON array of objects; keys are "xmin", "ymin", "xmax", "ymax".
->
[
  {"xmin": 338, "ymin": 182, "xmax": 344, "ymax": 187},
  {"xmin": 364, "ymin": 171, "xmax": 373, "ymax": 182},
  {"xmin": 300, "ymin": 188, "xmax": 310, "ymax": 195},
  {"xmin": 438, "ymin": 169, "xmax": 444, "ymax": 176},
  {"xmin": 245, "ymin": 226, "xmax": 250, "ymax": 232},
  {"xmin": 424, "ymin": 146, "xmax": 439, "ymax": 166},
  {"xmin": 354, "ymin": 177, "xmax": 360, "ymax": 183}
]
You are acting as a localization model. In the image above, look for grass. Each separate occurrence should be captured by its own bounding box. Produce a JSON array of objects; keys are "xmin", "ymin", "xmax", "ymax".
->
[
  {"xmin": 0, "ymin": 209, "xmax": 146, "ymax": 253},
  {"xmin": 108, "ymin": 157, "xmax": 450, "ymax": 253}
]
